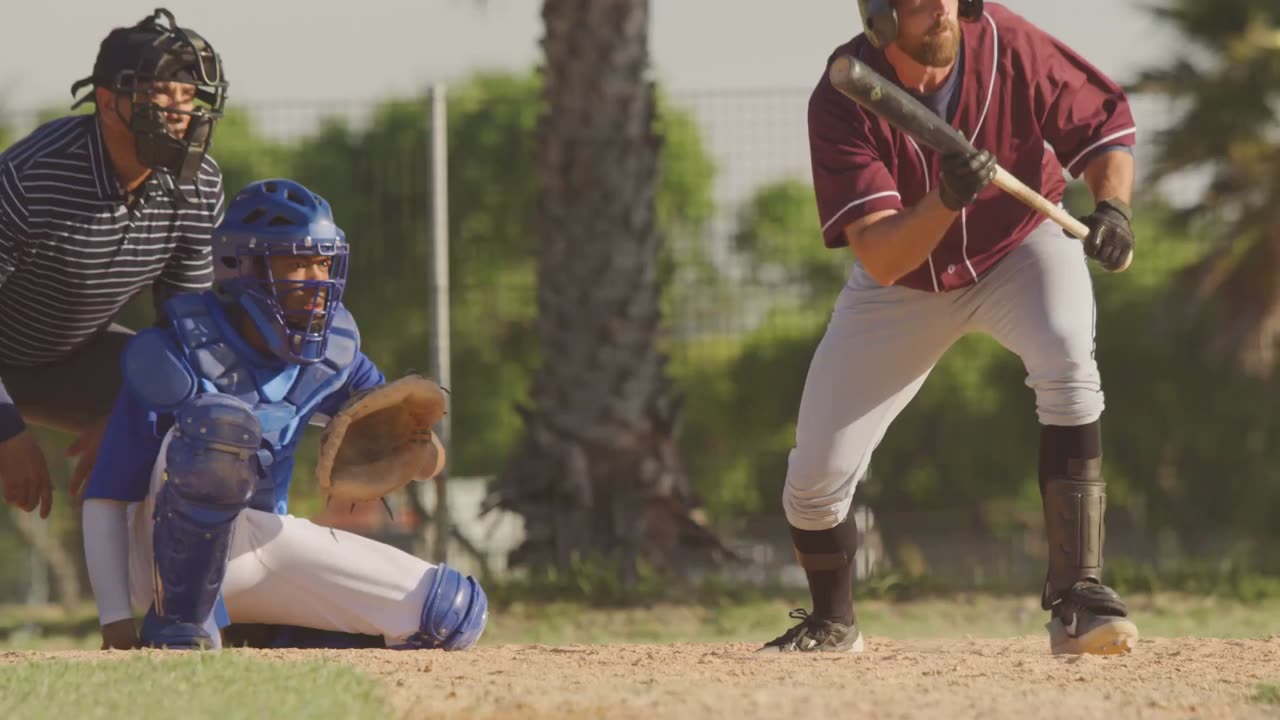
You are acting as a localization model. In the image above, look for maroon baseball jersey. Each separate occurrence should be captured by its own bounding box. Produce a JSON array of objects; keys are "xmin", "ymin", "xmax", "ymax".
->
[{"xmin": 809, "ymin": 2, "xmax": 1136, "ymax": 292}]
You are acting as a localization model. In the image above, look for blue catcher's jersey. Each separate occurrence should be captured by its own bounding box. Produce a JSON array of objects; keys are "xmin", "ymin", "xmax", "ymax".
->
[{"xmin": 83, "ymin": 291, "xmax": 387, "ymax": 514}]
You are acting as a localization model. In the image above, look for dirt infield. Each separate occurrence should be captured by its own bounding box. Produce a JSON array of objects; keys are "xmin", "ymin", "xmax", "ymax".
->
[
  {"xmin": 349, "ymin": 637, "xmax": 1280, "ymax": 719},
  {"xmin": 235, "ymin": 635, "xmax": 1280, "ymax": 712},
  {"xmin": 13, "ymin": 635, "xmax": 1277, "ymax": 719}
]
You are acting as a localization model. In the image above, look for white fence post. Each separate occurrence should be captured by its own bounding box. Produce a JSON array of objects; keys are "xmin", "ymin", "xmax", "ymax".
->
[{"xmin": 428, "ymin": 83, "xmax": 452, "ymax": 563}]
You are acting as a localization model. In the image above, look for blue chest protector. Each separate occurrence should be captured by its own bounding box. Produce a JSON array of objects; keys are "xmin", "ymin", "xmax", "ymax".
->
[{"xmin": 126, "ymin": 291, "xmax": 360, "ymax": 514}]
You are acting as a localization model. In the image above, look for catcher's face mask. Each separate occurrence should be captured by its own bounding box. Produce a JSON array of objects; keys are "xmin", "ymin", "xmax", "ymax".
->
[
  {"xmin": 239, "ymin": 245, "xmax": 349, "ymax": 364},
  {"xmin": 262, "ymin": 252, "xmax": 345, "ymax": 332}
]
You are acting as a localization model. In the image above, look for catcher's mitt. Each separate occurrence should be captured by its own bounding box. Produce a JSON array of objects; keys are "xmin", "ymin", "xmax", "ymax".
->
[{"xmin": 316, "ymin": 374, "xmax": 448, "ymax": 503}]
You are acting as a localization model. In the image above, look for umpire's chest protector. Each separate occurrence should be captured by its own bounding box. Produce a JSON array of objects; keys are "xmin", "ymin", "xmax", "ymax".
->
[{"xmin": 125, "ymin": 291, "xmax": 359, "ymax": 512}]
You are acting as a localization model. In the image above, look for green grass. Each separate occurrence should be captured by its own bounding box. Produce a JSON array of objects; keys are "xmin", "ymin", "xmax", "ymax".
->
[
  {"xmin": 476, "ymin": 593, "xmax": 1280, "ymax": 645},
  {"xmin": 1254, "ymin": 683, "xmax": 1280, "ymax": 706},
  {"xmin": 4, "ymin": 592, "xmax": 1279, "ymax": 651},
  {"xmin": 0, "ymin": 653, "xmax": 393, "ymax": 720}
]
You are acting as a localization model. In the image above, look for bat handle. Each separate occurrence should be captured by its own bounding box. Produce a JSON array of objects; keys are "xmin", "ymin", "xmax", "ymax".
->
[
  {"xmin": 991, "ymin": 167, "xmax": 1089, "ymax": 239},
  {"xmin": 990, "ymin": 167, "xmax": 1132, "ymax": 272}
]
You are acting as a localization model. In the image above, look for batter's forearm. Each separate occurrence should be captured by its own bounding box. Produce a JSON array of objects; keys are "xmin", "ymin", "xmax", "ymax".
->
[
  {"xmin": 844, "ymin": 191, "xmax": 958, "ymax": 286},
  {"xmin": 1081, "ymin": 150, "xmax": 1134, "ymax": 206}
]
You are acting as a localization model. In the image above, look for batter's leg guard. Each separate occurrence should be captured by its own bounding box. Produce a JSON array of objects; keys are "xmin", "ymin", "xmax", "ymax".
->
[
  {"xmin": 141, "ymin": 395, "xmax": 262, "ymax": 650},
  {"xmin": 403, "ymin": 563, "xmax": 488, "ymax": 651},
  {"xmin": 1039, "ymin": 421, "xmax": 1138, "ymax": 655},
  {"xmin": 790, "ymin": 515, "xmax": 860, "ymax": 626}
]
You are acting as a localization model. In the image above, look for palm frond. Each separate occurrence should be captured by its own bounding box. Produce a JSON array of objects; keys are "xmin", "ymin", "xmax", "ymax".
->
[{"xmin": 1134, "ymin": 0, "xmax": 1280, "ymax": 374}]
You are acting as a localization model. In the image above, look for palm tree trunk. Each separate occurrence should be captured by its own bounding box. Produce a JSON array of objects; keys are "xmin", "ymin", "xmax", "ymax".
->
[{"xmin": 486, "ymin": 0, "xmax": 726, "ymax": 582}]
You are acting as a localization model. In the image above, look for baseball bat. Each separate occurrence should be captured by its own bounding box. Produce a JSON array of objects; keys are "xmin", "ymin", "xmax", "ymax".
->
[{"xmin": 827, "ymin": 54, "xmax": 1131, "ymax": 272}]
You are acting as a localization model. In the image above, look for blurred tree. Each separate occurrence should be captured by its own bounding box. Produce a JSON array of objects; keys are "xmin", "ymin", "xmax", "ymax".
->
[
  {"xmin": 484, "ymin": 0, "xmax": 730, "ymax": 582},
  {"xmin": 1128, "ymin": 0, "xmax": 1280, "ymax": 376},
  {"xmin": 280, "ymin": 71, "xmax": 715, "ymax": 487},
  {"xmin": 208, "ymin": 108, "xmax": 295, "ymax": 197},
  {"xmin": 731, "ymin": 179, "xmax": 849, "ymax": 298}
]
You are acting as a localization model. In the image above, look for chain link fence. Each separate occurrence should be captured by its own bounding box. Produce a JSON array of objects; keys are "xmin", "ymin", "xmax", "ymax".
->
[{"xmin": 0, "ymin": 76, "xmax": 1269, "ymax": 604}]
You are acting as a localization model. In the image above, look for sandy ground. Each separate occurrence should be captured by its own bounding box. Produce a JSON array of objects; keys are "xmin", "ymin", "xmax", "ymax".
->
[{"xmin": 8, "ymin": 635, "xmax": 1280, "ymax": 719}]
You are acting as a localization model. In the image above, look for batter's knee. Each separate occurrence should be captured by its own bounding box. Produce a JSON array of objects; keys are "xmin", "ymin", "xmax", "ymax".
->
[
  {"xmin": 406, "ymin": 563, "xmax": 487, "ymax": 651},
  {"xmin": 1027, "ymin": 357, "xmax": 1105, "ymax": 427},
  {"xmin": 781, "ymin": 451, "xmax": 861, "ymax": 531}
]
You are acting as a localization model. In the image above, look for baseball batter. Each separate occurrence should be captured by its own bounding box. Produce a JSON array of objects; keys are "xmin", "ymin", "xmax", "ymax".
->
[
  {"xmin": 760, "ymin": 0, "xmax": 1139, "ymax": 655},
  {"xmin": 80, "ymin": 178, "xmax": 487, "ymax": 652}
]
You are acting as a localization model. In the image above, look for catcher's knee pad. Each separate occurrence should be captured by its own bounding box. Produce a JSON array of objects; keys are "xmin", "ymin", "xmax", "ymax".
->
[
  {"xmin": 151, "ymin": 395, "xmax": 262, "ymax": 627},
  {"xmin": 165, "ymin": 394, "xmax": 264, "ymax": 505},
  {"xmin": 407, "ymin": 563, "xmax": 488, "ymax": 651}
]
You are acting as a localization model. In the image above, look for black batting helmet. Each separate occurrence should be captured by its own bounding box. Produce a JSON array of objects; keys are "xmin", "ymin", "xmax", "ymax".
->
[{"xmin": 857, "ymin": 0, "xmax": 985, "ymax": 49}]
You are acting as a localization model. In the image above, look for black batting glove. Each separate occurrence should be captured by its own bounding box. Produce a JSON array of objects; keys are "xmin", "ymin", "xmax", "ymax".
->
[
  {"xmin": 1074, "ymin": 198, "xmax": 1134, "ymax": 272},
  {"xmin": 939, "ymin": 149, "xmax": 997, "ymax": 211}
]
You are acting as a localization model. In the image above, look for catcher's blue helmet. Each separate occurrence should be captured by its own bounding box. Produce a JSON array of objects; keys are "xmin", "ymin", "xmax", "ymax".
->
[{"xmin": 212, "ymin": 179, "xmax": 349, "ymax": 364}]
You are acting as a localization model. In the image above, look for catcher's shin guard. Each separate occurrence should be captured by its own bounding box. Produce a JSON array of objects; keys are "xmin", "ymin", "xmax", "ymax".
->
[
  {"xmin": 403, "ymin": 563, "xmax": 488, "ymax": 651},
  {"xmin": 143, "ymin": 395, "xmax": 262, "ymax": 649}
]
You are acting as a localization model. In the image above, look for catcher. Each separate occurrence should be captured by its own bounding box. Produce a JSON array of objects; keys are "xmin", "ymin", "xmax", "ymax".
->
[{"xmin": 79, "ymin": 178, "xmax": 487, "ymax": 652}]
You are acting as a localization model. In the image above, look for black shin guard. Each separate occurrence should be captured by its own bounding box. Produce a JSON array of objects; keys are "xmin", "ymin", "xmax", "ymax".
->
[
  {"xmin": 790, "ymin": 515, "xmax": 859, "ymax": 625},
  {"xmin": 1039, "ymin": 420, "xmax": 1106, "ymax": 610}
]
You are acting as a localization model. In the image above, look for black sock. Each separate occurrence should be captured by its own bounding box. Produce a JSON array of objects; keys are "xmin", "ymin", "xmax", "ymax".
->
[
  {"xmin": 1039, "ymin": 420, "xmax": 1102, "ymax": 492},
  {"xmin": 789, "ymin": 516, "xmax": 859, "ymax": 625}
]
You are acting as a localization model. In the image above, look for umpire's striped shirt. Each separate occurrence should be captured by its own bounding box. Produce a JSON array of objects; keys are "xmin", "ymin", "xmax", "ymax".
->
[{"xmin": 0, "ymin": 114, "xmax": 223, "ymax": 366}]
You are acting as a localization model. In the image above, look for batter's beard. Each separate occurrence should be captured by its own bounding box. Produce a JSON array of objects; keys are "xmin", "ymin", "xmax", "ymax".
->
[{"xmin": 899, "ymin": 18, "xmax": 962, "ymax": 68}]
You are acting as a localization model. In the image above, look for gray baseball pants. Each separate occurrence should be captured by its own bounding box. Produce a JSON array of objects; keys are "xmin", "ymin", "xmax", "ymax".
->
[{"xmin": 782, "ymin": 220, "xmax": 1103, "ymax": 531}]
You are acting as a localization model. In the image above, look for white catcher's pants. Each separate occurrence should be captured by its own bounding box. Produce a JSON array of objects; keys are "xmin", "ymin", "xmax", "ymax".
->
[{"xmin": 125, "ymin": 429, "xmax": 436, "ymax": 645}]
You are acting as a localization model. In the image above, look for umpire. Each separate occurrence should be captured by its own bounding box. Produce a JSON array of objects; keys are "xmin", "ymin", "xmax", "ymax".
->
[{"xmin": 0, "ymin": 8, "xmax": 228, "ymax": 517}]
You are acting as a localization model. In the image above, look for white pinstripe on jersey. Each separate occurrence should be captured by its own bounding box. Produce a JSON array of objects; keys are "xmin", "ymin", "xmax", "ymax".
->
[{"xmin": 0, "ymin": 114, "xmax": 224, "ymax": 365}]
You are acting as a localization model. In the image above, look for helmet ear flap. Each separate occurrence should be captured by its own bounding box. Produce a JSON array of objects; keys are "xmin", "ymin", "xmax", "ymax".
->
[
  {"xmin": 857, "ymin": 0, "xmax": 898, "ymax": 49},
  {"xmin": 959, "ymin": 0, "xmax": 984, "ymax": 22}
]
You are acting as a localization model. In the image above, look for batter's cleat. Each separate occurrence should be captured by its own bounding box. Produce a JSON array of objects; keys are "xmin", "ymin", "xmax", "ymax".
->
[
  {"xmin": 756, "ymin": 608, "xmax": 865, "ymax": 654},
  {"xmin": 1045, "ymin": 580, "xmax": 1139, "ymax": 655}
]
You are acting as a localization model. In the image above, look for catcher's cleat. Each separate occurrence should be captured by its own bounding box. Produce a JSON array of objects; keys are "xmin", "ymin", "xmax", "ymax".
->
[
  {"xmin": 757, "ymin": 608, "xmax": 865, "ymax": 654},
  {"xmin": 140, "ymin": 608, "xmax": 215, "ymax": 651},
  {"xmin": 1045, "ymin": 580, "xmax": 1138, "ymax": 655}
]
